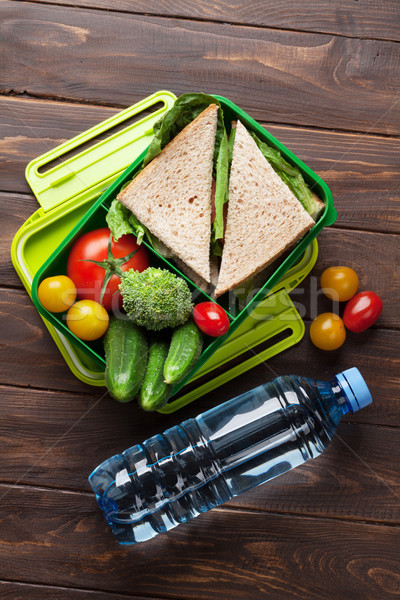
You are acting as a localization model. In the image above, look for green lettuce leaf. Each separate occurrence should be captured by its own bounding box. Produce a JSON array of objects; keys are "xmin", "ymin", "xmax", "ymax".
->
[
  {"xmin": 143, "ymin": 93, "xmax": 225, "ymax": 171},
  {"xmin": 227, "ymin": 125, "xmax": 237, "ymax": 165},
  {"xmin": 106, "ymin": 198, "xmax": 153, "ymax": 246},
  {"xmin": 106, "ymin": 198, "xmax": 133, "ymax": 241},
  {"xmin": 212, "ymin": 128, "xmax": 229, "ymax": 245}
]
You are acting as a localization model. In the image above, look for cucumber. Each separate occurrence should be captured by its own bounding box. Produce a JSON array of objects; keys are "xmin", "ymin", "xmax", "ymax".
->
[
  {"xmin": 104, "ymin": 317, "xmax": 148, "ymax": 403},
  {"xmin": 139, "ymin": 339, "xmax": 171, "ymax": 412},
  {"xmin": 164, "ymin": 321, "xmax": 203, "ymax": 385}
]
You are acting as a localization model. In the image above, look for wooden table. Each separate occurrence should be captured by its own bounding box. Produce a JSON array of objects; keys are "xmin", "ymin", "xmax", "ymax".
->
[{"xmin": 1, "ymin": 2, "xmax": 400, "ymax": 599}]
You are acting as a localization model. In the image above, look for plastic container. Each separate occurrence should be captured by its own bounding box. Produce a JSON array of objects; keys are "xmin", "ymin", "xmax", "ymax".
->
[
  {"xmin": 11, "ymin": 90, "xmax": 318, "ymax": 409},
  {"xmin": 28, "ymin": 92, "xmax": 336, "ymax": 400},
  {"xmin": 89, "ymin": 367, "xmax": 372, "ymax": 545}
]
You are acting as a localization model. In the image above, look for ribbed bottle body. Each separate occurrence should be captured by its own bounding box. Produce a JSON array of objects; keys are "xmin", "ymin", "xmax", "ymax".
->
[
  {"xmin": 89, "ymin": 418, "xmax": 231, "ymax": 544},
  {"xmin": 89, "ymin": 374, "xmax": 348, "ymax": 544}
]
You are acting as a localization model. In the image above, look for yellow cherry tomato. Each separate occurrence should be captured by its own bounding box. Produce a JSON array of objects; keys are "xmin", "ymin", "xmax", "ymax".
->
[
  {"xmin": 320, "ymin": 266, "xmax": 359, "ymax": 302},
  {"xmin": 38, "ymin": 275, "xmax": 77, "ymax": 313},
  {"xmin": 66, "ymin": 300, "xmax": 109, "ymax": 341},
  {"xmin": 310, "ymin": 313, "xmax": 346, "ymax": 351}
]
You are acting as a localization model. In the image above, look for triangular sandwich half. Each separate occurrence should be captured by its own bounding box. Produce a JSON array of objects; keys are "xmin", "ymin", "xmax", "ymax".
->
[
  {"xmin": 118, "ymin": 104, "xmax": 219, "ymax": 283},
  {"xmin": 215, "ymin": 120, "xmax": 315, "ymax": 297}
]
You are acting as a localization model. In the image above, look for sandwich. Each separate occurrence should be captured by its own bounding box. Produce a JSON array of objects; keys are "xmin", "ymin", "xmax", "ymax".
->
[{"xmin": 107, "ymin": 93, "xmax": 324, "ymax": 299}]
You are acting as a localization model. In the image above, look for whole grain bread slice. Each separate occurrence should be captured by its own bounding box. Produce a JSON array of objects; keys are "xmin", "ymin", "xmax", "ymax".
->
[
  {"xmin": 117, "ymin": 104, "xmax": 218, "ymax": 283},
  {"xmin": 214, "ymin": 120, "xmax": 315, "ymax": 297}
]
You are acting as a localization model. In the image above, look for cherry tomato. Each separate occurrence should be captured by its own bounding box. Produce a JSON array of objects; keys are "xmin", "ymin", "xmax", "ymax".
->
[
  {"xmin": 38, "ymin": 275, "xmax": 77, "ymax": 313},
  {"xmin": 66, "ymin": 299, "xmax": 109, "ymax": 341},
  {"xmin": 193, "ymin": 302, "xmax": 230, "ymax": 337},
  {"xmin": 343, "ymin": 291, "xmax": 382, "ymax": 333},
  {"xmin": 320, "ymin": 266, "xmax": 359, "ymax": 302},
  {"xmin": 310, "ymin": 312, "xmax": 346, "ymax": 351},
  {"xmin": 67, "ymin": 228, "xmax": 150, "ymax": 311}
]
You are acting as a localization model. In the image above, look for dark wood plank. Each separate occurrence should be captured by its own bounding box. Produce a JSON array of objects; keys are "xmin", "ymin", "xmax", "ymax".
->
[
  {"xmin": 0, "ymin": 581, "xmax": 163, "ymax": 600},
  {"xmin": 2, "ymin": 2, "xmax": 400, "ymax": 134},
  {"xmin": 0, "ymin": 287, "xmax": 96, "ymax": 394},
  {"xmin": 0, "ymin": 484, "xmax": 399, "ymax": 600},
  {"xmin": 26, "ymin": 0, "xmax": 400, "ymax": 42},
  {"xmin": 0, "ymin": 97, "xmax": 117, "ymax": 195},
  {"xmin": 301, "ymin": 228, "xmax": 400, "ymax": 328},
  {"xmin": 1, "ymin": 192, "xmax": 38, "ymax": 288},
  {"xmin": 2, "ymin": 97, "xmax": 400, "ymax": 232},
  {"xmin": 1, "ymin": 384, "xmax": 399, "ymax": 524}
]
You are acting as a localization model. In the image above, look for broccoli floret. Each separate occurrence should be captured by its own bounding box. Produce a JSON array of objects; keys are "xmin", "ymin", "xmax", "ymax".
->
[{"xmin": 120, "ymin": 267, "xmax": 193, "ymax": 331}]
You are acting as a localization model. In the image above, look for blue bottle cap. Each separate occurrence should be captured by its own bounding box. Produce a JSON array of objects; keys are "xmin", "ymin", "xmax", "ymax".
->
[{"xmin": 336, "ymin": 367, "xmax": 373, "ymax": 413}]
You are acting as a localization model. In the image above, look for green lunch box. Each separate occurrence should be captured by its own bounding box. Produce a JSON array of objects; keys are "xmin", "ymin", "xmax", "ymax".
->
[{"xmin": 12, "ymin": 90, "xmax": 336, "ymax": 412}]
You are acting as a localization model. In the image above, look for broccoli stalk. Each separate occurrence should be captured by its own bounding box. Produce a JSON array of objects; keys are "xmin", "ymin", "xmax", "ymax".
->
[{"xmin": 119, "ymin": 267, "xmax": 193, "ymax": 331}]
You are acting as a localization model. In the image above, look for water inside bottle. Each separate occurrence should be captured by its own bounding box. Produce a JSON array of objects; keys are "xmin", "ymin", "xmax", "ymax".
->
[{"xmin": 90, "ymin": 375, "xmax": 340, "ymax": 543}]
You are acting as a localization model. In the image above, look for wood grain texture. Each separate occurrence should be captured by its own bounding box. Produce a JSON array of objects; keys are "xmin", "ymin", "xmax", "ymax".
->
[
  {"xmin": 2, "ymin": 2, "xmax": 400, "ymax": 134},
  {"xmin": 0, "ymin": 484, "xmax": 399, "ymax": 600},
  {"xmin": 26, "ymin": 0, "xmax": 400, "ymax": 42},
  {"xmin": 0, "ymin": 384, "xmax": 399, "ymax": 525},
  {"xmin": 0, "ymin": 288, "xmax": 95, "ymax": 393},
  {"xmin": 1, "ymin": 97, "xmax": 400, "ymax": 233},
  {"xmin": 1, "ymin": 4, "xmax": 399, "ymax": 598},
  {"xmin": 0, "ymin": 192, "xmax": 38, "ymax": 287},
  {"xmin": 0, "ymin": 581, "xmax": 164, "ymax": 600},
  {"xmin": 0, "ymin": 97, "xmax": 117, "ymax": 195},
  {"xmin": 302, "ymin": 228, "xmax": 400, "ymax": 328}
]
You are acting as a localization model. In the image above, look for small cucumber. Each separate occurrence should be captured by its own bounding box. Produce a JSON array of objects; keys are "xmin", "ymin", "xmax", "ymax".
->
[
  {"xmin": 164, "ymin": 321, "xmax": 203, "ymax": 385},
  {"xmin": 139, "ymin": 339, "xmax": 171, "ymax": 412},
  {"xmin": 104, "ymin": 317, "xmax": 148, "ymax": 403}
]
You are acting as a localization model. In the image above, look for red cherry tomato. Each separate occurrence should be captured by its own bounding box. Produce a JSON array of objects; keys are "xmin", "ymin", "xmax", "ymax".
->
[
  {"xmin": 343, "ymin": 291, "xmax": 382, "ymax": 333},
  {"xmin": 67, "ymin": 228, "xmax": 149, "ymax": 311},
  {"xmin": 193, "ymin": 302, "xmax": 230, "ymax": 337}
]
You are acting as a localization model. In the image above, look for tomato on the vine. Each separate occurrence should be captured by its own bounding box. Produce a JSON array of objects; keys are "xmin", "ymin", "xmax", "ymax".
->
[
  {"xmin": 67, "ymin": 228, "xmax": 149, "ymax": 311},
  {"xmin": 193, "ymin": 302, "xmax": 230, "ymax": 337},
  {"xmin": 66, "ymin": 299, "xmax": 109, "ymax": 341},
  {"xmin": 310, "ymin": 312, "xmax": 346, "ymax": 351},
  {"xmin": 343, "ymin": 291, "xmax": 382, "ymax": 333}
]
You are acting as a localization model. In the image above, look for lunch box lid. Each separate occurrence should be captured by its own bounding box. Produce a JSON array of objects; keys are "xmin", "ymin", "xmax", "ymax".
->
[{"xmin": 25, "ymin": 91, "xmax": 177, "ymax": 213}]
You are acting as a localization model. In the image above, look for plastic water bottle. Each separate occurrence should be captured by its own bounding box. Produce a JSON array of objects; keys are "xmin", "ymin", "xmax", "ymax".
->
[{"xmin": 89, "ymin": 367, "xmax": 372, "ymax": 545}]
